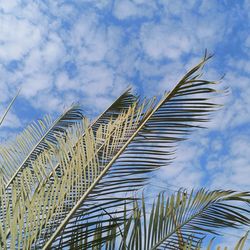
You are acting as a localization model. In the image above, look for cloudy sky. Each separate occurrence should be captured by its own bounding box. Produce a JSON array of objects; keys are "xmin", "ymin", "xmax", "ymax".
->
[{"xmin": 0, "ymin": 0, "xmax": 250, "ymax": 245}]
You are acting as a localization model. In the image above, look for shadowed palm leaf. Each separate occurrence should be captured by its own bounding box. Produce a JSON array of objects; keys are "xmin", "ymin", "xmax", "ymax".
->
[
  {"xmin": 118, "ymin": 189, "xmax": 250, "ymax": 250},
  {"xmin": 76, "ymin": 191, "xmax": 250, "ymax": 250}
]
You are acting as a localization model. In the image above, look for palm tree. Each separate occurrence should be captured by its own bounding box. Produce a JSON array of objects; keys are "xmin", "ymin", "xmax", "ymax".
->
[{"xmin": 0, "ymin": 54, "xmax": 249, "ymax": 249}]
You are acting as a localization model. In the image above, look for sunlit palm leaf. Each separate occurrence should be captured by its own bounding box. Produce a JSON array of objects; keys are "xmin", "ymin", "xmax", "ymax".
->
[
  {"xmin": 0, "ymin": 105, "xmax": 84, "ymax": 186},
  {"xmin": 0, "ymin": 55, "xmax": 226, "ymax": 249},
  {"xmin": 0, "ymin": 90, "xmax": 140, "ymax": 247},
  {"xmin": 2, "ymin": 87, "xmax": 136, "ymax": 191},
  {"xmin": 42, "ymin": 55, "xmax": 222, "ymax": 249},
  {"xmin": 0, "ymin": 105, "xmax": 84, "ymax": 233},
  {"xmin": 0, "ymin": 88, "xmax": 136, "ymax": 225},
  {"xmin": 195, "ymin": 231, "xmax": 249, "ymax": 250},
  {"xmin": 0, "ymin": 89, "xmax": 20, "ymax": 127}
]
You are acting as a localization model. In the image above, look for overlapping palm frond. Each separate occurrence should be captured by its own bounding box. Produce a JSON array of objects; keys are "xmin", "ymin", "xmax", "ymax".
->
[
  {"xmin": 0, "ymin": 88, "xmax": 139, "ymax": 247},
  {"xmin": 40, "ymin": 54, "xmax": 223, "ymax": 249},
  {"xmin": 74, "ymin": 191, "xmax": 250, "ymax": 250},
  {"xmin": 91, "ymin": 87, "xmax": 138, "ymax": 134},
  {"xmin": 0, "ymin": 105, "xmax": 85, "ymax": 231},
  {"xmin": 118, "ymin": 189, "xmax": 250, "ymax": 250},
  {"xmin": 191, "ymin": 231, "xmax": 249, "ymax": 250},
  {"xmin": 1, "ymin": 87, "xmax": 136, "ymax": 190},
  {"xmin": 0, "ymin": 105, "xmax": 84, "ymax": 187},
  {"xmin": 0, "ymin": 97, "xmax": 146, "ymax": 249},
  {"xmin": 0, "ymin": 89, "xmax": 135, "ymax": 206},
  {"xmin": 1, "ymin": 55, "xmax": 242, "ymax": 250}
]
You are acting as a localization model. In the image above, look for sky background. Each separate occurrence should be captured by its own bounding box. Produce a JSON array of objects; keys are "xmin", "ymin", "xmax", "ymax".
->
[{"xmin": 0, "ymin": 0, "xmax": 250, "ymax": 247}]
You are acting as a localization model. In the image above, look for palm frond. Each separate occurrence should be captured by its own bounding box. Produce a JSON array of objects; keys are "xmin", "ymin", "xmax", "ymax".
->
[
  {"xmin": 115, "ymin": 190, "xmax": 250, "ymax": 250},
  {"xmin": 203, "ymin": 231, "xmax": 249, "ymax": 250},
  {"xmin": 2, "ymin": 87, "xmax": 136, "ymax": 189},
  {"xmin": 0, "ymin": 88, "xmax": 137, "ymax": 235},
  {"xmin": 91, "ymin": 86, "xmax": 138, "ymax": 133},
  {"xmin": 0, "ymin": 105, "xmax": 84, "ymax": 233},
  {"xmin": 0, "ymin": 89, "xmax": 20, "ymax": 127},
  {"xmin": 0, "ymin": 105, "xmax": 84, "ymax": 186},
  {"xmin": 41, "ymin": 55, "xmax": 222, "ymax": 249},
  {"xmin": 62, "ymin": 191, "xmax": 250, "ymax": 250},
  {"xmin": 0, "ymin": 55, "xmax": 224, "ymax": 249},
  {"xmin": 184, "ymin": 231, "xmax": 250, "ymax": 250},
  {"xmin": 1, "ymin": 98, "xmax": 146, "ymax": 249}
]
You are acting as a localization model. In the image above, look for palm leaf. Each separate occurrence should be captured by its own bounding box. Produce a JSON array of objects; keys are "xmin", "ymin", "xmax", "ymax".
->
[
  {"xmin": 41, "ymin": 55, "xmax": 221, "ymax": 249},
  {"xmin": 0, "ymin": 55, "xmax": 222, "ymax": 249},
  {"xmin": 1, "ymin": 105, "xmax": 84, "ymax": 186},
  {"xmin": 0, "ymin": 89, "xmax": 20, "ymax": 127},
  {"xmin": 91, "ymin": 86, "xmax": 138, "ymax": 133},
  {"xmin": 117, "ymin": 190, "xmax": 250, "ymax": 250},
  {"xmin": 1, "ymin": 91, "xmax": 141, "ymax": 248},
  {"xmin": 5, "ymin": 102, "xmax": 145, "ymax": 248},
  {"xmin": 2, "ymin": 87, "xmax": 136, "ymax": 189},
  {"xmin": 0, "ymin": 105, "xmax": 84, "ymax": 231},
  {"xmin": 182, "ymin": 229, "xmax": 249, "ymax": 250},
  {"xmin": 64, "ymin": 191, "xmax": 250, "ymax": 250},
  {"xmin": 0, "ymin": 88, "xmax": 137, "ymax": 234},
  {"xmin": 198, "ymin": 232, "xmax": 249, "ymax": 250}
]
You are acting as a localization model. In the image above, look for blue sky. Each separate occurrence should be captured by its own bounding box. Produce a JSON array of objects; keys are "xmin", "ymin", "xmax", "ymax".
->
[{"xmin": 0, "ymin": 0, "xmax": 250, "ymax": 246}]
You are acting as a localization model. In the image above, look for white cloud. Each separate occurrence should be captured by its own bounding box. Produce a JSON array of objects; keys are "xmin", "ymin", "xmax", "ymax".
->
[
  {"xmin": 207, "ymin": 72, "xmax": 250, "ymax": 130},
  {"xmin": 0, "ymin": 69, "xmax": 11, "ymax": 103},
  {"xmin": 26, "ymin": 90, "xmax": 65, "ymax": 113},
  {"xmin": 157, "ymin": 140, "xmax": 205, "ymax": 189},
  {"xmin": 205, "ymin": 134, "xmax": 250, "ymax": 191},
  {"xmin": 79, "ymin": 0, "xmax": 110, "ymax": 10},
  {"xmin": 0, "ymin": 0, "xmax": 20, "ymax": 13},
  {"xmin": 140, "ymin": 23, "xmax": 192, "ymax": 60},
  {"xmin": 78, "ymin": 64, "xmax": 114, "ymax": 97},
  {"xmin": 41, "ymin": 35, "xmax": 66, "ymax": 67},
  {"xmin": 68, "ymin": 14, "xmax": 125, "ymax": 67},
  {"xmin": 55, "ymin": 72, "xmax": 79, "ymax": 91},
  {"xmin": 227, "ymin": 57, "xmax": 250, "ymax": 75},
  {"xmin": 0, "ymin": 15, "xmax": 43, "ymax": 62},
  {"xmin": 245, "ymin": 35, "xmax": 250, "ymax": 49},
  {"xmin": 159, "ymin": 0, "xmax": 196, "ymax": 17},
  {"xmin": 0, "ymin": 109, "xmax": 21, "ymax": 129},
  {"xmin": 139, "ymin": 0, "xmax": 228, "ymax": 61},
  {"xmin": 21, "ymin": 73, "xmax": 52, "ymax": 98},
  {"xmin": 76, "ymin": 31, "xmax": 108, "ymax": 63},
  {"xmin": 113, "ymin": 0, "xmax": 156, "ymax": 20},
  {"xmin": 113, "ymin": 0, "xmax": 138, "ymax": 20}
]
